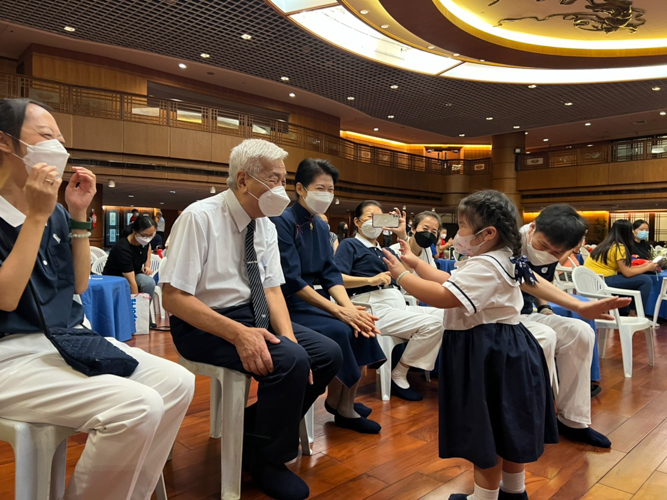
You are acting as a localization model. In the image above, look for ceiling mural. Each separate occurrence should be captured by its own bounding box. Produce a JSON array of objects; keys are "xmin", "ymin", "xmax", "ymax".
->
[{"xmin": 492, "ymin": 0, "xmax": 646, "ymax": 35}]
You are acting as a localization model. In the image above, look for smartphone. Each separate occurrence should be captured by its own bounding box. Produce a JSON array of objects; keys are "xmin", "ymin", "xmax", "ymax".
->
[{"xmin": 372, "ymin": 213, "xmax": 399, "ymax": 228}]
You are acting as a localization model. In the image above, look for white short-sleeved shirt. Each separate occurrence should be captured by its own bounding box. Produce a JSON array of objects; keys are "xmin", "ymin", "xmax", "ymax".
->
[
  {"xmin": 159, "ymin": 189, "xmax": 285, "ymax": 310},
  {"xmin": 443, "ymin": 248, "xmax": 522, "ymax": 330},
  {"xmin": 389, "ymin": 238, "xmax": 436, "ymax": 269}
]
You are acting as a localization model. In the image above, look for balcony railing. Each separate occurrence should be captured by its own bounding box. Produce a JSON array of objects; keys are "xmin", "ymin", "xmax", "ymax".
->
[
  {"xmin": 0, "ymin": 72, "xmax": 490, "ymax": 176},
  {"xmin": 518, "ymin": 136, "xmax": 667, "ymax": 171}
]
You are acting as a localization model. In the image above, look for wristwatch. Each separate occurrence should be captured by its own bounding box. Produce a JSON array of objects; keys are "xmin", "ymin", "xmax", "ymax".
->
[{"xmin": 69, "ymin": 219, "xmax": 93, "ymax": 231}]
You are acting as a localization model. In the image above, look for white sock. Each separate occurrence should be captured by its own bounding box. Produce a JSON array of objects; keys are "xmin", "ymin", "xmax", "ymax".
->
[
  {"xmin": 467, "ymin": 483, "xmax": 499, "ymax": 500},
  {"xmin": 500, "ymin": 470, "xmax": 525, "ymax": 494},
  {"xmin": 391, "ymin": 362, "xmax": 410, "ymax": 389},
  {"xmin": 558, "ymin": 415, "xmax": 587, "ymax": 429}
]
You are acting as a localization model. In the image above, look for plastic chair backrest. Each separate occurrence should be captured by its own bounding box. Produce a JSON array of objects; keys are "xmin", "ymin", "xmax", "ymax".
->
[
  {"xmin": 572, "ymin": 266, "xmax": 607, "ymax": 296},
  {"xmin": 91, "ymin": 255, "xmax": 108, "ymax": 275},
  {"xmin": 150, "ymin": 254, "xmax": 161, "ymax": 273},
  {"xmin": 579, "ymin": 246, "xmax": 590, "ymax": 259},
  {"xmin": 89, "ymin": 246, "xmax": 106, "ymax": 260},
  {"xmin": 158, "ymin": 256, "xmax": 168, "ymax": 276}
]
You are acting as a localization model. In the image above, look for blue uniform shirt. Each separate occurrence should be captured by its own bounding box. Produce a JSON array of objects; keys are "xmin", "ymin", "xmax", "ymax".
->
[
  {"xmin": 335, "ymin": 234, "xmax": 399, "ymax": 296},
  {"xmin": 271, "ymin": 203, "xmax": 344, "ymax": 310},
  {"xmin": 0, "ymin": 203, "xmax": 85, "ymax": 335},
  {"xmin": 521, "ymin": 261, "xmax": 558, "ymax": 315}
]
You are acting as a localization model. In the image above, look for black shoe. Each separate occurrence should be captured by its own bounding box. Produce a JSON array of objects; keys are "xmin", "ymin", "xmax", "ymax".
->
[
  {"xmin": 499, "ymin": 490, "xmax": 528, "ymax": 499},
  {"xmin": 591, "ymin": 383, "xmax": 602, "ymax": 398},
  {"xmin": 557, "ymin": 420, "xmax": 611, "ymax": 448},
  {"xmin": 334, "ymin": 414, "xmax": 381, "ymax": 434},
  {"xmin": 150, "ymin": 322, "xmax": 157, "ymax": 329},
  {"xmin": 391, "ymin": 380, "xmax": 423, "ymax": 401},
  {"xmin": 448, "ymin": 495, "xmax": 470, "ymax": 500},
  {"xmin": 324, "ymin": 400, "xmax": 372, "ymax": 418},
  {"xmin": 249, "ymin": 462, "xmax": 309, "ymax": 500}
]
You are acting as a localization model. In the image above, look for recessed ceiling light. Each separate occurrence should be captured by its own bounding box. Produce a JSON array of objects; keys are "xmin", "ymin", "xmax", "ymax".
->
[
  {"xmin": 360, "ymin": 9, "xmax": 369, "ymax": 14},
  {"xmin": 525, "ymin": 132, "xmax": 529, "ymax": 135},
  {"xmin": 585, "ymin": 122, "xmax": 591, "ymax": 126},
  {"xmin": 170, "ymin": 190, "xmax": 176, "ymax": 194},
  {"xmin": 381, "ymin": 24, "xmax": 390, "ymax": 29},
  {"xmin": 108, "ymin": 180, "xmax": 115, "ymax": 188},
  {"xmin": 128, "ymin": 195, "xmax": 134, "ymax": 198},
  {"xmin": 486, "ymin": 117, "xmax": 493, "ymax": 120},
  {"xmin": 390, "ymin": 85, "xmax": 399, "ymax": 89},
  {"xmin": 587, "ymin": 144, "xmax": 594, "ymax": 147},
  {"xmin": 289, "ymin": 93, "xmax": 296, "ymax": 98},
  {"xmin": 200, "ymin": 53, "xmax": 210, "ymax": 59},
  {"xmin": 347, "ymin": 96, "xmax": 355, "ymax": 100},
  {"xmin": 428, "ymin": 46, "xmax": 435, "ymax": 50},
  {"xmin": 543, "ymin": 138, "xmax": 549, "ymax": 142},
  {"xmin": 178, "ymin": 63, "xmax": 187, "ymax": 69},
  {"xmin": 453, "ymin": 53, "xmax": 460, "ymax": 56},
  {"xmin": 661, "ymin": 111, "xmax": 667, "ymax": 116},
  {"xmin": 373, "ymin": 127, "xmax": 379, "ymax": 131},
  {"xmin": 281, "ymin": 76, "xmax": 289, "ymax": 81},
  {"xmin": 528, "ymin": 84, "xmax": 537, "ymax": 89},
  {"xmin": 160, "ymin": 202, "xmax": 165, "ymax": 205},
  {"xmin": 64, "ymin": 26, "xmax": 76, "ymax": 32},
  {"xmin": 388, "ymin": 115, "xmax": 395, "ymax": 119},
  {"xmin": 480, "ymin": 59, "xmax": 485, "ymax": 62},
  {"xmin": 564, "ymin": 102, "xmax": 573, "ymax": 106},
  {"xmin": 459, "ymin": 133, "xmax": 465, "ymax": 137},
  {"xmin": 653, "ymin": 86, "xmax": 661, "ymax": 91},
  {"xmin": 241, "ymin": 34, "xmax": 252, "ymax": 40},
  {"xmin": 513, "ymin": 125, "xmax": 520, "ymax": 129}
]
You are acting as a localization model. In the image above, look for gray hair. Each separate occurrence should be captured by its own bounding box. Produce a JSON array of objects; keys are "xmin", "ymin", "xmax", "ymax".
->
[{"xmin": 227, "ymin": 139, "xmax": 288, "ymax": 189}]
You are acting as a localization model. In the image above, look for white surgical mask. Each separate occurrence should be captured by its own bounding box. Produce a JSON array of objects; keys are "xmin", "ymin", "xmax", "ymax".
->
[
  {"xmin": 135, "ymin": 234, "xmax": 154, "ymax": 246},
  {"xmin": 526, "ymin": 237, "xmax": 559, "ymax": 265},
  {"xmin": 248, "ymin": 175, "xmax": 291, "ymax": 217},
  {"xmin": 303, "ymin": 189, "xmax": 333, "ymax": 214},
  {"xmin": 12, "ymin": 138, "xmax": 70, "ymax": 177},
  {"xmin": 360, "ymin": 220, "xmax": 383, "ymax": 239}
]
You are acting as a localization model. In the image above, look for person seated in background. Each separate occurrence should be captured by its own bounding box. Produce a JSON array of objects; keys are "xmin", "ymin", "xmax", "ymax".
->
[
  {"xmin": 632, "ymin": 219, "xmax": 652, "ymax": 260},
  {"xmin": 519, "ymin": 205, "xmax": 631, "ymax": 449},
  {"xmin": 272, "ymin": 159, "xmax": 384, "ymax": 433},
  {"xmin": 103, "ymin": 215, "xmax": 157, "ymax": 298},
  {"xmin": 129, "ymin": 208, "xmax": 139, "ymax": 223},
  {"xmin": 585, "ymin": 219, "xmax": 658, "ymax": 315},
  {"xmin": 337, "ymin": 220, "xmax": 348, "ymax": 243},
  {"xmin": 390, "ymin": 210, "xmax": 440, "ymax": 269},
  {"xmin": 315, "ymin": 212, "xmax": 339, "ymax": 252},
  {"xmin": 0, "ymin": 98, "xmax": 194, "ymax": 500},
  {"xmin": 335, "ymin": 201, "xmax": 444, "ymax": 401},
  {"xmin": 161, "ymin": 140, "xmax": 342, "ymax": 500},
  {"xmin": 155, "ymin": 210, "xmax": 166, "ymax": 241},
  {"xmin": 435, "ymin": 227, "xmax": 453, "ymax": 258}
]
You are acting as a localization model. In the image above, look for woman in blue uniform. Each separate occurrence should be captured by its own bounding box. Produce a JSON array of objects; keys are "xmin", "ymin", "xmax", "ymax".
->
[{"xmin": 271, "ymin": 158, "xmax": 385, "ymax": 434}]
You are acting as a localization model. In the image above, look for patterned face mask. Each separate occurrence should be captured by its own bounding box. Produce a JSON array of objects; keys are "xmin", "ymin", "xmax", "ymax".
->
[{"xmin": 452, "ymin": 228, "xmax": 489, "ymax": 256}]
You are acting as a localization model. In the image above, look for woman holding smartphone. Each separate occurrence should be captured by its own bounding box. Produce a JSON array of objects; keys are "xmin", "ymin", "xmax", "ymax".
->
[{"xmin": 335, "ymin": 201, "xmax": 444, "ymax": 400}]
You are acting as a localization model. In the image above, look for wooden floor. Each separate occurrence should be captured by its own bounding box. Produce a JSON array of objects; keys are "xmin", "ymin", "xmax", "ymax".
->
[{"xmin": 3, "ymin": 326, "xmax": 667, "ymax": 500}]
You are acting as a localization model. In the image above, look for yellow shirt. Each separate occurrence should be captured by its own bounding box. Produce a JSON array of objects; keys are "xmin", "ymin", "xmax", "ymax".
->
[{"xmin": 584, "ymin": 244, "xmax": 627, "ymax": 278}]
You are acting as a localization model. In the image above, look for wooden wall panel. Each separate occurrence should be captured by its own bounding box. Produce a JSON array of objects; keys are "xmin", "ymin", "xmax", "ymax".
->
[
  {"xmin": 608, "ymin": 162, "xmax": 645, "ymax": 186},
  {"xmin": 211, "ymin": 135, "xmax": 243, "ymax": 164},
  {"xmin": 71, "ymin": 116, "xmax": 124, "ymax": 152},
  {"xmin": 169, "ymin": 129, "xmax": 211, "ymax": 162},
  {"xmin": 51, "ymin": 112, "xmax": 73, "ymax": 147},
  {"xmin": 0, "ymin": 58, "xmax": 16, "ymax": 74},
  {"xmin": 123, "ymin": 122, "xmax": 170, "ymax": 157},
  {"xmin": 577, "ymin": 163, "xmax": 609, "ymax": 187},
  {"xmin": 290, "ymin": 114, "xmax": 340, "ymax": 137},
  {"xmin": 31, "ymin": 54, "xmax": 147, "ymax": 94}
]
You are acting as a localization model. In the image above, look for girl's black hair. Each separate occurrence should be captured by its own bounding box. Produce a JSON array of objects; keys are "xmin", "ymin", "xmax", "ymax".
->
[
  {"xmin": 353, "ymin": 200, "xmax": 382, "ymax": 220},
  {"xmin": 337, "ymin": 221, "xmax": 348, "ymax": 242},
  {"xmin": 294, "ymin": 158, "xmax": 339, "ymax": 198},
  {"xmin": 590, "ymin": 220, "xmax": 633, "ymax": 266},
  {"xmin": 0, "ymin": 98, "xmax": 52, "ymax": 158},
  {"xmin": 122, "ymin": 215, "xmax": 157, "ymax": 237},
  {"xmin": 632, "ymin": 219, "xmax": 648, "ymax": 231},
  {"xmin": 457, "ymin": 190, "xmax": 522, "ymax": 257}
]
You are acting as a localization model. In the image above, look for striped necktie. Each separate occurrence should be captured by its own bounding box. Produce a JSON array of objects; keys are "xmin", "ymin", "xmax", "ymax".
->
[{"xmin": 245, "ymin": 219, "xmax": 270, "ymax": 330}]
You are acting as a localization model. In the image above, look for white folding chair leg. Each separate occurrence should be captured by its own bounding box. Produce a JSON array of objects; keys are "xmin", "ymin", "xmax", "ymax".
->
[
  {"xmin": 299, "ymin": 405, "xmax": 314, "ymax": 456},
  {"xmin": 597, "ymin": 329, "xmax": 608, "ymax": 358},
  {"xmin": 220, "ymin": 369, "xmax": 251, "ymax": 500},
  {"xmin": 155, "ymin": 472, "xmax": 168, "ymax": 500},
  {"xmin": 50, "ymin": 436, "xmax": 70, "ymax": 500},
  {"xmin": 379, "ymin": 348, "xmax": 392, "ymax": 401},
  {"xmin": 646, "ymin": 327, "xmax": 655, "ymax": 367},
  {"xmin": 619, "ymin": 329, "xmax": 634, "ymax": 378},
  {"xmin": 210, "ymin": 377, "xmax": 223, "ymax": 439}
]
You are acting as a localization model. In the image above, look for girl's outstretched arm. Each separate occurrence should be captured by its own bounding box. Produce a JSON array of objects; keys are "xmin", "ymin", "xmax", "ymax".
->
[{"xmin": 391, "ymin": 240, "xmax": 451, "ymax": 284}]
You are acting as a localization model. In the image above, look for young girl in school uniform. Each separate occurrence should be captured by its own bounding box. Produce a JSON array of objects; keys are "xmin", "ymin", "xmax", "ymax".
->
[{"xmin": 383, "ymin": 190, "xmax": 558, "ymax": 500}]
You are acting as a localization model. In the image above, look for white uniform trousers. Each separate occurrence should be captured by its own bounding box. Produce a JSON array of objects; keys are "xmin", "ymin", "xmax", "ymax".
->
[
  {"xmin": 521, "ymin": 313, "xmax": 595, "ymax": 425},
  {"xmin": 352, "ymin": 288, "xmax": 444, "ymax": 370},
  {"xmin": 0, "ymin": 333, "xmax": 195, "ymax": 500}
]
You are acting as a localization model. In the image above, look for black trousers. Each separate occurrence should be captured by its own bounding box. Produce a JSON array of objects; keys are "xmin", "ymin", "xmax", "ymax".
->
[{"xmin": 170, "ymin": 303, "xmax": 343, "ymax": 465}]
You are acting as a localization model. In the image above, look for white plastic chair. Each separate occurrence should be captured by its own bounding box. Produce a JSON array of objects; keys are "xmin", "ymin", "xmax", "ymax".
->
[
  {"xmin": 554, "ymin": 265, "xmax": 576, "ymax": 294},
  {"xmin": 91, "ymin": 255, "xmax": 107, "ymax": 275},
  {"xmin": 652, "ymin": 277, "xmax": 667, "ymax": 327},
  {"xmin": 572, "ymin": 267, "xmax": 654, "ymax": 378},
  {"xmin": 176, "ymin": 354, "xmax": 313, "ymax": 500},
  {"xmin": 89, "ymin": 246, "xmax": 106, "ymax": 262},
  {"xmin": 579, "ymin": 246, "xmax": 590, "ymax": 261},
  {"xmin": 150, "ymin": 255, "xmax": 167, "ymax": 321},
  {"xmin": 0, "ymin": 417, "xmax": 167, "ymax": 500}
]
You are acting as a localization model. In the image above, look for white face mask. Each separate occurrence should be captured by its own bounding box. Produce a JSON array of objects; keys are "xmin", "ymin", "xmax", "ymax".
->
[
  {"xmin": 12, "ymin": 138, "xmax": 70, "ymax": 177},
  {"xmin": 303, "ymin": 188, "xmax": 333, "ymax": 214},
  {"xmin": 135, "ymin": 234, "xmax": 154, "ymax": 247},
  {"xmin": 360, "ymin": 220, "xmax": 383, "ymax": 239},
  {"xmin": 526, "ymin": 235, "xmax": 559, "ymax": 265},
  {"xmin": 248, "ymin": 175, "xmax": 291, "ymax": 217}
]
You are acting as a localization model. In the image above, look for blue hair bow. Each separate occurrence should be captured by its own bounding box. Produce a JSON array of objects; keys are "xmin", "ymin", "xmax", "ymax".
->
[{"xmin": 510, "ymin": 255, "xmax": 537, "ymax": 286}]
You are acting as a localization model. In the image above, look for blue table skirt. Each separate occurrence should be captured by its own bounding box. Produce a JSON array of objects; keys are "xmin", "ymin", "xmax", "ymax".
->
[
  {"xmin": 550, "ymin": 295, "xmax": 600, "ymax": 382},
  {"xmin": 435, "ymin": 259, "xmax": 457, "ymax": 273},
  {"xmin": 80, "ymin": 276, "xmax": 135, "ymax": 341},
  {"xmin": 646, "ymin": 271, "xmax": 667, "ymax": 320}
]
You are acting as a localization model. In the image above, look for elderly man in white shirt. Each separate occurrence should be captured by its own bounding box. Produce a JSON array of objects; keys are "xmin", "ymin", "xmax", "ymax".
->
[{"xmin": 160, "ymin": 139, "xmax": 343, "ymax": 500}]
